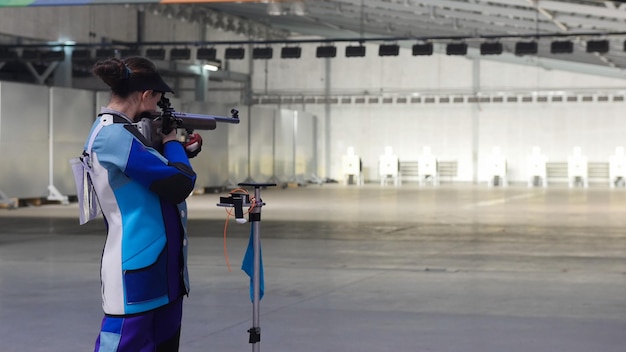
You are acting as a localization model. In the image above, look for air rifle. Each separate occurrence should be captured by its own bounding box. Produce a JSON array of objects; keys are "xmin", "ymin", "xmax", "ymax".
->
[{"xmin": 135, "ymin": 95, "xmax": 240, "ymax": 148}]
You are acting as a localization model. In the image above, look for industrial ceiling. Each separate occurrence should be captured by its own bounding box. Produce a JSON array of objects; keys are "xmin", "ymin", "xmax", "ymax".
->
[
  {"xmin": 2, "ymin": 1, "xmax": 626, "ymax": 81},
  {"xmin": 155, "ymin": 0, "xmax": 626, "ymax": 78}
]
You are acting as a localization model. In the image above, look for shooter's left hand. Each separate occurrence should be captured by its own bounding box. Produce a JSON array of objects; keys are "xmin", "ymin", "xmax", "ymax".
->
[{"xmin": 184, "ymin": 133, "xmax": 203, "ymax": 158}]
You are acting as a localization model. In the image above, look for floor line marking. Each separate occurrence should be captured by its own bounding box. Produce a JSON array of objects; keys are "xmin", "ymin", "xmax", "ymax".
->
[{"xmin": 467, "ymin": 192, "xmax": 537, "ymax": 208}]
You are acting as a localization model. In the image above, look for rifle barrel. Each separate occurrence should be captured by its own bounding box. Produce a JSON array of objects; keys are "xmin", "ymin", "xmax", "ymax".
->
[{"xmin": 171, "ymin": 112, "xmax": 240, "ymax": 131}]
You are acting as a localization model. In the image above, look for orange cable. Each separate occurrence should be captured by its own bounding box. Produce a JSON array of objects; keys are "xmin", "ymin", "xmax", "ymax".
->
[{"xmin": 222, "ymin": 188, "xmax": 255, "ymax": 272}]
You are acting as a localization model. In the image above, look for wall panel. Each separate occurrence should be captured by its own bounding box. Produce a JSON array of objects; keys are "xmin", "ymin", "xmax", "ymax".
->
[
  {"xmin": 184, "ymin": 101, "xmax": 230, "ymax": 188},
  {"xmin": 228, "ymin": 105, "xmax": 250, "ymax": 184},
  {"xmin": 0, "ymin": 82, "xmax": 50, "ymax": 198},
  {"xmin": 274, "ymin": 109, "xmax": 296, "ymax": 182},
  {"xmin": 294, "ymin": 111, "xmax": 317, "ymax": 182},
  {"xmin": 328, "ymin": 103, "xmax": 473, "ymax": 181},
  {"xmin": 50, "ymin": 87, "xmax": 95, "ymax": 195},
  {"xmin": 95, "ymin": 91, "xmax": 110, "ymax": 114},
  {"xmin": 248, "ymin": 106, "xmax": 276, "ymax": 183}
]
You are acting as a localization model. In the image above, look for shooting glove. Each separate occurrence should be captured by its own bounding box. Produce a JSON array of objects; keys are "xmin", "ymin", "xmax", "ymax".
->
[{"xmin": 184, "ymin": 133, "xmax": 203, "ymax": 158}]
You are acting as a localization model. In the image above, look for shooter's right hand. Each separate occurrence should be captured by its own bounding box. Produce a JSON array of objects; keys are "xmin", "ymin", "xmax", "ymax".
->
[{"xmin": 161, "ymin": 128, "xmax": 178, "ymax": 144}]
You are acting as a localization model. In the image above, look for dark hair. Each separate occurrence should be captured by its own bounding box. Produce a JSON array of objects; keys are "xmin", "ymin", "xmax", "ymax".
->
[{"xmin": 92, "ymin": 57, "xmax": 160, "ymax": 97}]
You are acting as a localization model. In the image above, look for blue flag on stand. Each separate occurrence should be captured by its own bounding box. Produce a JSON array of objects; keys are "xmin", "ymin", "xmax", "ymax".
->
[{"xmin": 242, "ymin": 227, "xmax": 264, "ymax": 302}]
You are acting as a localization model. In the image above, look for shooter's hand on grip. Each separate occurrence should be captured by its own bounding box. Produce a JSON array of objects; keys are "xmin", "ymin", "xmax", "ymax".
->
[
  {"xmin": 184, "ymin": 133, "xmax": 203, "ymax": 158},
  {"xmin": 160, "ymin": 111, "xmax": 176, "ymax": 135},
  {"xmin": 161, "ymin": 127, "xmax": 178, "ymax": 144}
]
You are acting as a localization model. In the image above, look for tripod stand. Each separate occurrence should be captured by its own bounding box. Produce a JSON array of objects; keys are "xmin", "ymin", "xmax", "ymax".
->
[{"xmin": 218, "ymin": 182, "xmax": 276, "ymax": 352}]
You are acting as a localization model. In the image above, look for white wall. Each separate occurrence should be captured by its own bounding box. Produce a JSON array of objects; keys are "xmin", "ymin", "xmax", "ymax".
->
[
  {"xmin": 0, "ymin": 82, "xmax": 95, "ymax": 198},
  {"xmin": 251, "ymin": 42, "xmax": 626, "ymax": 183}
]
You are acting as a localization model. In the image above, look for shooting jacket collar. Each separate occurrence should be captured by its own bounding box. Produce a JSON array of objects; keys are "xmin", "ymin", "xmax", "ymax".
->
[{"xmin": 99, "ymin": 107, "xmax": 133, "ymax": 124}]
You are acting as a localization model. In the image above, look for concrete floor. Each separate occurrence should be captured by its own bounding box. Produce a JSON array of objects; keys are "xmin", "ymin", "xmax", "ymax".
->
[{"xmin": 1, "ymin": 183, "xmax": 625, "ymax": 352}]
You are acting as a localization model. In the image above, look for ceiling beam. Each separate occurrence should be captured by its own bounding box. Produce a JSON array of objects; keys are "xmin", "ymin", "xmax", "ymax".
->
[{"xmin": 0, "ymin": 0, "xmax": 271, "ymax": 7}]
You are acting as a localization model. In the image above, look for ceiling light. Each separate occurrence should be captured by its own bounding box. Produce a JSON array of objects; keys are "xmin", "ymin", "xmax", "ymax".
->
[
  {"xmin": 0, "ymin": 49, "xmax": 18, "ymax": 62},
  {"xmin": 345, "ymin": 45, "xmax": 366, "ymax": 57},
  {"xmin": 95, "ymin": 48, "xmax": 116, "ymax": 60},
  {"xmin": 446, "ymin": 43, "xmax": 467, "ymax": 56},
  {"xmin": 197, "ymin": 47, "xmax": 217, "ymax": 60},
  {"xmin": 480, "ymin": 42, "xmax": 503, "ymax": 55},
  {"xmin": 316, "ymin": 45, "xmax": 337, "ymax": 58},
  {"xmin": 41, "ymin": 50, "xmax": 65, "ymax": 62},
  {"xmin": 203, "ymin": 62, "xmax": 220, "ymax": 71},
  {"xmin": 550, "ymin": 41, "xmax": 573, "ymax": 54},
  {"xmin": 225, "ymin": 47, "xmax": 245, "ymax": 60},
  {"xmin": 170, "ymin": 48, "xmax": 191, "ymax": 60},
  {"xmin": 21, "ymin": 49, "xmax": 40, "ymax": 62},
  {"xmin": 253, "ymin": 47, "xmax": 273, "ymax": 59},
  {"xmin": 120, "ymin": 48, "xmax": 140, "ymax": 58},
  {"xmin": 586, "ymin": 40, "xmax": 609, "ymax": 53},
  {"xmin": 145, "ymin": 48, "xmax": 166, "ymax": 60},
  {"xmin": 281, "ymin": 47, "xmax": 301, "ymax": 59},
  {"xmin": 412, "ymin": 43, "xmax": 433, "ymax": 56},
  {"xmin": 514, "ymin": 41, "xmax": 537, "ymax": 55},
  {"xmin": 71, "ymin": 49, "xmax": 91, "ymax": 62},
  {"xmin": 378, "ymin": 44, "xmax": 399, "ymax": 56}
]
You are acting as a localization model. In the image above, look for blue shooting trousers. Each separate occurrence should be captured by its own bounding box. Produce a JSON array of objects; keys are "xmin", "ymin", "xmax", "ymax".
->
[{"xmin": 94, "ymin": 297, "xmax": 183, "ymax": 352}]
